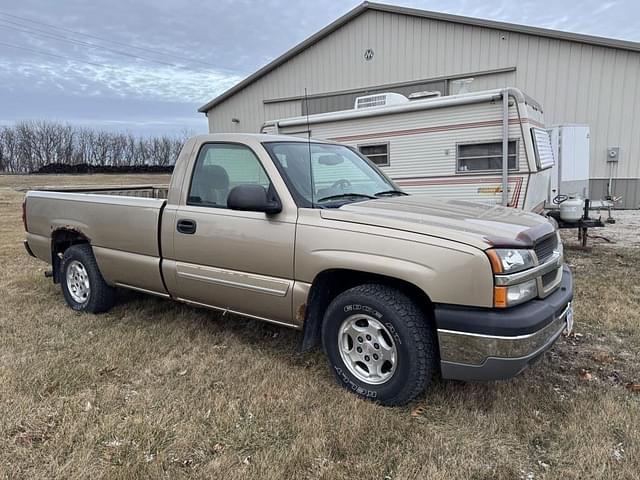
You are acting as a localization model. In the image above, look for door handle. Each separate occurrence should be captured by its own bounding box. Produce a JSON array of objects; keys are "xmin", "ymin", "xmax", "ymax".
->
[{"xmin": 177, "ymin": 219, "xmax": 197, "ymax": 234}]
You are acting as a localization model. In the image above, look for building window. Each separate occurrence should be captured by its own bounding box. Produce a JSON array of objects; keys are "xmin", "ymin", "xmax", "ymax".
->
[
  {"xmin": 457, "ymin": 140, "xmax": 517, "ymax": 172},
  {"xmin": 358, "ymin": 143, "xmax": 389, "ymax": 166}
]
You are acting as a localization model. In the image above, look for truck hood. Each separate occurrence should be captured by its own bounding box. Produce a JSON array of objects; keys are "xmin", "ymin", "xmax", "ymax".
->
[{"xmin": 319, "ymin": 195, "xmax": 555, "ymax": 250}]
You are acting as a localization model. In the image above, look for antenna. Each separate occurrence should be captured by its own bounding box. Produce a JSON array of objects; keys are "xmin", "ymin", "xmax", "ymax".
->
[{"xmin": 304, "ymin": 88, "xmax": 315, "ymax": 207}]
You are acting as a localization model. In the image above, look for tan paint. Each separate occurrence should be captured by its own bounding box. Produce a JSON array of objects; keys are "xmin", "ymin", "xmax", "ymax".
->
[
  {"xmin": 317, "ymin": 195, "xmax": 547, "ymax": 250},
  {"xmin": 26, "ymin": 190, "xmax": 163, "ymax": 257},
  {"xmin": 25, "ymin": 133, "xmax": 558, "ymax": 327},
  {"xmin": 175, "ymin": 261, "xmax": 293, "ymax": 297},
  {"xmin": 26, "ymin": 232, "xmax": 50, "ymax": 262},
  {"xmin": 93, "ymin": 246, "xmax": 166, "ymax": 294},
  {"xmin": 295, "ymin": 208, "xmax": 494, "ymax": 308}
]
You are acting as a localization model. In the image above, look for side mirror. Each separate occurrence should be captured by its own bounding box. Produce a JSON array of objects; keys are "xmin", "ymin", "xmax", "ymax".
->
[{"xmin": 227, "ymin": 184, "xmax": 282, "ymax": 214}]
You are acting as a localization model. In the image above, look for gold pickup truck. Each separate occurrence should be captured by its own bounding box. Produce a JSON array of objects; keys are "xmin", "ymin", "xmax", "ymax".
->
[{"xmin": 23, "ymin": 133, "xmax": 573, "ymax": 406}]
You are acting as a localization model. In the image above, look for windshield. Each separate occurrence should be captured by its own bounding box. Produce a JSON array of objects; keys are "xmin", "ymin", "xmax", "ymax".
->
[{"xmin": 263, "ymin": 141, "xmax": 400, "ymax": 207}]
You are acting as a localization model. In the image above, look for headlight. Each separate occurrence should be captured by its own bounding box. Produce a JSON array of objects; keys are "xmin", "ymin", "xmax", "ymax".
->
[
  {"xmin": 487, "ymin": 248, "xmax": 536, "ymax": 274},
  {"xmin": 487, "ymin": 248, "xmax": 538, "ymax": 308},
  {"xmin": 556, "ymin": 232, "xmax": 563, "ymax": 257},
  {"xmin": 494, "ymin": 279, "xmax": 538, "ymax": 307}
]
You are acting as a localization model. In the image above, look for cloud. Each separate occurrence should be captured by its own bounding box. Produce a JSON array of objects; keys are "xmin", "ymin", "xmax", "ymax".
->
[
  {"xmin": 0, "ymin": 0, "xmax": 637, "ymax": 135},
  {"xmin": 403, "ymin": 0, "xmax": 636, "ymax": 41},
  {"xmin": 0, "ymin": 59, "xmax": 242, "ymax": 103}
]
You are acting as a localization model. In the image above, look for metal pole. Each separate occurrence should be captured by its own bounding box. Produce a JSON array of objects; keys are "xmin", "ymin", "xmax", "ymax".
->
[{"xmin": 502, "ymin": 89, "xmax": 509, "ymax": 206}]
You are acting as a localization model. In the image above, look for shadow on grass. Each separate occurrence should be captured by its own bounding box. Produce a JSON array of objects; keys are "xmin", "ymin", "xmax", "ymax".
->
[
  {"xmin": 108, "ymin": 288, "xmax": 570, "ymax": 412},
  {"xmin": 111, "ymin": 288, "xmax": 319, "ymax": 364}
]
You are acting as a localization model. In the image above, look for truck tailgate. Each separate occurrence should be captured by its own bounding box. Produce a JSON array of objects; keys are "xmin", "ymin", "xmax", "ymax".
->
[{"xmin": 26, "ymin": 190, "xmax": 168, "ymax": 295}]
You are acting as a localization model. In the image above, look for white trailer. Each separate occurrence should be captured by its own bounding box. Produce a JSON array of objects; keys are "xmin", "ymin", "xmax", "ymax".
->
[
  {"xmin": 548, "ymin": 124, "xmax": 590, "ymax": 202},
  {"xmin": 546, "ymin": 124, "xmax": 616, "ymax": 229},
  {"xmin": 262, "ymin": 88, "xmax": 555, "ymax": 212}
]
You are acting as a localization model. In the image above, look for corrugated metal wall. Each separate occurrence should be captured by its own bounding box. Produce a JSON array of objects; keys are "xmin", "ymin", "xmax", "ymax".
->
[
  {"xmin": 206, "ymin": 9, "xmax": 640, "ymax": 207},
  {"xmin": 300, "ymin": 79, "xmax": 447, "ymax": 115},
  {"xmin": 590, "ymin": 179, "xmax": 640, "ymax": 209}
]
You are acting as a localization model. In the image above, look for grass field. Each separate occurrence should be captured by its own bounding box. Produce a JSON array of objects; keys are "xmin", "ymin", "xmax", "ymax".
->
[{"xmin": 1, "ymin": 174, "xmax": 639, "ymax": 479}]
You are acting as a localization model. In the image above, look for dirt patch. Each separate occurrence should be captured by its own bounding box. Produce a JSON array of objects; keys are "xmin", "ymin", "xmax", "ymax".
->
[{"xmin": 560, "ymin": 209, "xmax": 640, "ymax": 249}]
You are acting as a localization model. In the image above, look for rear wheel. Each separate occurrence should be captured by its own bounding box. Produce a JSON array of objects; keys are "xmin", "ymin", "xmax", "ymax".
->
[
  {"xmin": 322, "ymin": 284, "xmax": 437, "ymax": 406},
  {"xmin": 60, "ymin": 244, "xmax": 115, "ymax": 313}
]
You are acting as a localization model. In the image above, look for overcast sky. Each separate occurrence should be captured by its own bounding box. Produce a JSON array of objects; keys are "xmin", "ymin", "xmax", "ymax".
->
[{"xmin": 1, "ymin": 0, "xmax": 638, "ymax": 136}]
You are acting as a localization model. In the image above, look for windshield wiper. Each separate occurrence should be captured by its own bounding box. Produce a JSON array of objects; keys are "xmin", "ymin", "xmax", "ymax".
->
[
  {"xmin": 374, "ymin": 189, "xmax": 408, "ymax": 197},
  {"xmin": 316, "ymin": 192, "xmax": 376, "ymax": 203}
]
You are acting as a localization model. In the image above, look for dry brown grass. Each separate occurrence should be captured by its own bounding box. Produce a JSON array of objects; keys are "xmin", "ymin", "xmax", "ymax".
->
[{"xmin": 1, "ymin": 174, "xmax": 639, "ymax": 479}]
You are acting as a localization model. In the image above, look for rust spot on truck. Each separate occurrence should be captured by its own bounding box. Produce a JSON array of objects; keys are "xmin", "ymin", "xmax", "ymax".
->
[
  {"xmin": 52, "ymin": 225, "xmax": 91, "ymax": 243},
  {"xmin": 296, "ymin": 303, "xmax": 307, "ymax": 323}
]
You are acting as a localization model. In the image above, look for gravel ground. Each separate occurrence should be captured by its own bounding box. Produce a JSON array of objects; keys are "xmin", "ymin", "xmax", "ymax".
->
[{"xmin": 560, "ymin": 209, "xmax": 640, "ymax": 249}]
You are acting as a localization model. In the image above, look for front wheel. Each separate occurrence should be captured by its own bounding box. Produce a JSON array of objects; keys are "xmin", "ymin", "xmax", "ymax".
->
[
  {"xmin": 322, "ymin": 284, "xmax": 437, "ymax": 406},
  {"xmin": 60, "ymin": 244, "xmax": 115, "ymax": 313}
]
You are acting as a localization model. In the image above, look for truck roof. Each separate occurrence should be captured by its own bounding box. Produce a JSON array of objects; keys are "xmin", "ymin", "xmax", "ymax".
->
[{"xmin": 192, "ymin": 133, "xmax": 333, "ymax": 145}]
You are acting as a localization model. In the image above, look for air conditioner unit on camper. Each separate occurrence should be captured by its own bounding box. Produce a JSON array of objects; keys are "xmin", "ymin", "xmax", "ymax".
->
[{"xmin": 354, "ymin": 92, "xmax": 409, "ymax": 109}]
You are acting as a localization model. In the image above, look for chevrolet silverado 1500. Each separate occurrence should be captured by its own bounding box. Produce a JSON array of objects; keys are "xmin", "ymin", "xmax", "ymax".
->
[{"xmin": 23, "ymin": 133, "xmax": 573, "ymax": 405}]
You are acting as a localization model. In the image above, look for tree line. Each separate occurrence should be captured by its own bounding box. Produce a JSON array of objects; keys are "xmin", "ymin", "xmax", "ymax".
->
[{"xmin": 0, "ymin": 120, "xmax": 188, "ymax": 173}]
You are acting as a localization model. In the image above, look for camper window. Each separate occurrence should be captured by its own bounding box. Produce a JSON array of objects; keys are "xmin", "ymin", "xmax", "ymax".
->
[
  {"xmin": 531, "ymin": 128, "xmax": 555, "ymax": 170},
  {"xmin": 456, "ymin": 141, "xmax": 517, "ymax": 172},
  {"xmin": 358, "ymin": 143, "xmax": 389, "ymax": 166}
]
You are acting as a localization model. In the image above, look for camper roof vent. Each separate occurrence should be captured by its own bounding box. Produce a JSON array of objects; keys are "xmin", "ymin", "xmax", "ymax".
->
[
  {"xmin": 354, "ymin": 92, "xmax": 408, "ymax": 109},
  {"xmin": 408, "ymin": 90, "xmax": 442, "ymax": 100}
]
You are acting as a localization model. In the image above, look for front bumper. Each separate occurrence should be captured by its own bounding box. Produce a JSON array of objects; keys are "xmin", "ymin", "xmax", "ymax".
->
[{"xmin": 435, "ymin": 265, "xmax": 573, "ymax": 381}]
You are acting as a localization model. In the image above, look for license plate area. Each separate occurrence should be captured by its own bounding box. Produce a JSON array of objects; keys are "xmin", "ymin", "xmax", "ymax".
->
[{"xmin": 564, "ymin": 303, "xmax": 574, "ymax": 335}]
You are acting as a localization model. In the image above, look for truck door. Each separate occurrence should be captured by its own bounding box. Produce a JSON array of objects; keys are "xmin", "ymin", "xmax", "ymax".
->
[{"xmin": 164, "ymin": 142, "xmax": 297, "ymax": 326}]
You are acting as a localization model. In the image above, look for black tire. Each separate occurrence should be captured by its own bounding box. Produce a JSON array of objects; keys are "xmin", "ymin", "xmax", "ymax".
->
[
  {"xmin": 322, "ymin": 284, "xmax": 437, "ymax": 406},
  {"xmin": 60, "ymin": 244, "xmax": 116, "ymax": 313}
]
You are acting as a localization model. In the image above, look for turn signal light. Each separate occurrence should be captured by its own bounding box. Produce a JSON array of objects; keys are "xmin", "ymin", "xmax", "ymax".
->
[
  {"xmin": 486, "ymin": 249, "xmax": 503, "ymax": 274},
  {"xmin": 494, "ymin": 286, "xmax": 507, "ymax": 308}
]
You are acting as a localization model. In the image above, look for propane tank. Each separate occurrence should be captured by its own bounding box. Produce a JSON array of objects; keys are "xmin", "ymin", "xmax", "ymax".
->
[{"xmin": 560, "ymin": 195, "xmax": 585, "ymax": 222}]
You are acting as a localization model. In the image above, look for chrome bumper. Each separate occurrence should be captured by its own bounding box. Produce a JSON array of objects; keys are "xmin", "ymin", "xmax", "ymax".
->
[
  {"xmin": 438, "ymin": 303, "xmax": 571, "ymax": 366},
  {"xmin": 435, "ymin": 266, "xmax": 574, "ymax": 381}
]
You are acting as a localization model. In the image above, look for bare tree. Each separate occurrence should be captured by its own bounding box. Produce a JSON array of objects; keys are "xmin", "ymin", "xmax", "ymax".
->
[{"xmin": 0, "ymin": 120, "xmax": 188, "ymax": 173}]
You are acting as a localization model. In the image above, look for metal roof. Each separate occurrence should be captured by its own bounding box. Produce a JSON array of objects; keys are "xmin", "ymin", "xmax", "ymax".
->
[{"xmin": 198, "ymin": 1, "xmax": 640, "ymax": 113}]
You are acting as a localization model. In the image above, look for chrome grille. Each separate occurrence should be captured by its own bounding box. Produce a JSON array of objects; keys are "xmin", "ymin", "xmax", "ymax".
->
[{"xmin": 534, "ymin": 235, "xmax": 558, "ymax": 264}]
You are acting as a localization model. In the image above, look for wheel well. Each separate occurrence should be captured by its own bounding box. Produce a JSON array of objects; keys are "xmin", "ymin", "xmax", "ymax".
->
[
  {"xmin": 299, "ymin": 269, "xmax": 435, "ymax": 352},
  {"xmin": 51, "ymin": 229, "xmax": 90, "ymax": 283}
]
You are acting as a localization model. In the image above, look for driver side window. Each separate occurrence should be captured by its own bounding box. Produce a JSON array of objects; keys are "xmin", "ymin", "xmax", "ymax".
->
[{"xmin": 188, "ymin": 143, "xmax": 271, "ymax": 208}]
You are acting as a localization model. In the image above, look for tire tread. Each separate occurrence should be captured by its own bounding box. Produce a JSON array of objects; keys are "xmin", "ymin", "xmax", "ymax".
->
[
  {"xmin": 61, "ymin": 244, "xmax": 115, "ymax": 313},
  {"xmin": 323, "ymin": 283, "xmax": 437, "ymax": 406}
]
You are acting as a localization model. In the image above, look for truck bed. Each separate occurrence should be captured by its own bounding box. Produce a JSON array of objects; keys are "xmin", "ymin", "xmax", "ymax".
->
[
  {"xmin": 25, "ymin": 188, "xmax": 169, "ymax": 295},
  {"xmin": 30, "ymin": 184, "xmax": 169, "ymax": 199}
]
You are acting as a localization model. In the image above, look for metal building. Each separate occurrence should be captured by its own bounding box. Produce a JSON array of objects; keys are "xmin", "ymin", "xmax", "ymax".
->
[{"xmin": 198, "ymin": 1, "xmax": 640, "ymax": 208}]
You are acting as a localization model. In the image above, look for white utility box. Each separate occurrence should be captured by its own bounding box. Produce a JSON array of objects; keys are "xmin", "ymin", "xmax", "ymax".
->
[{"xmin": 548, "ymin": 124, "xmax": 590, "ymax": 202}]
